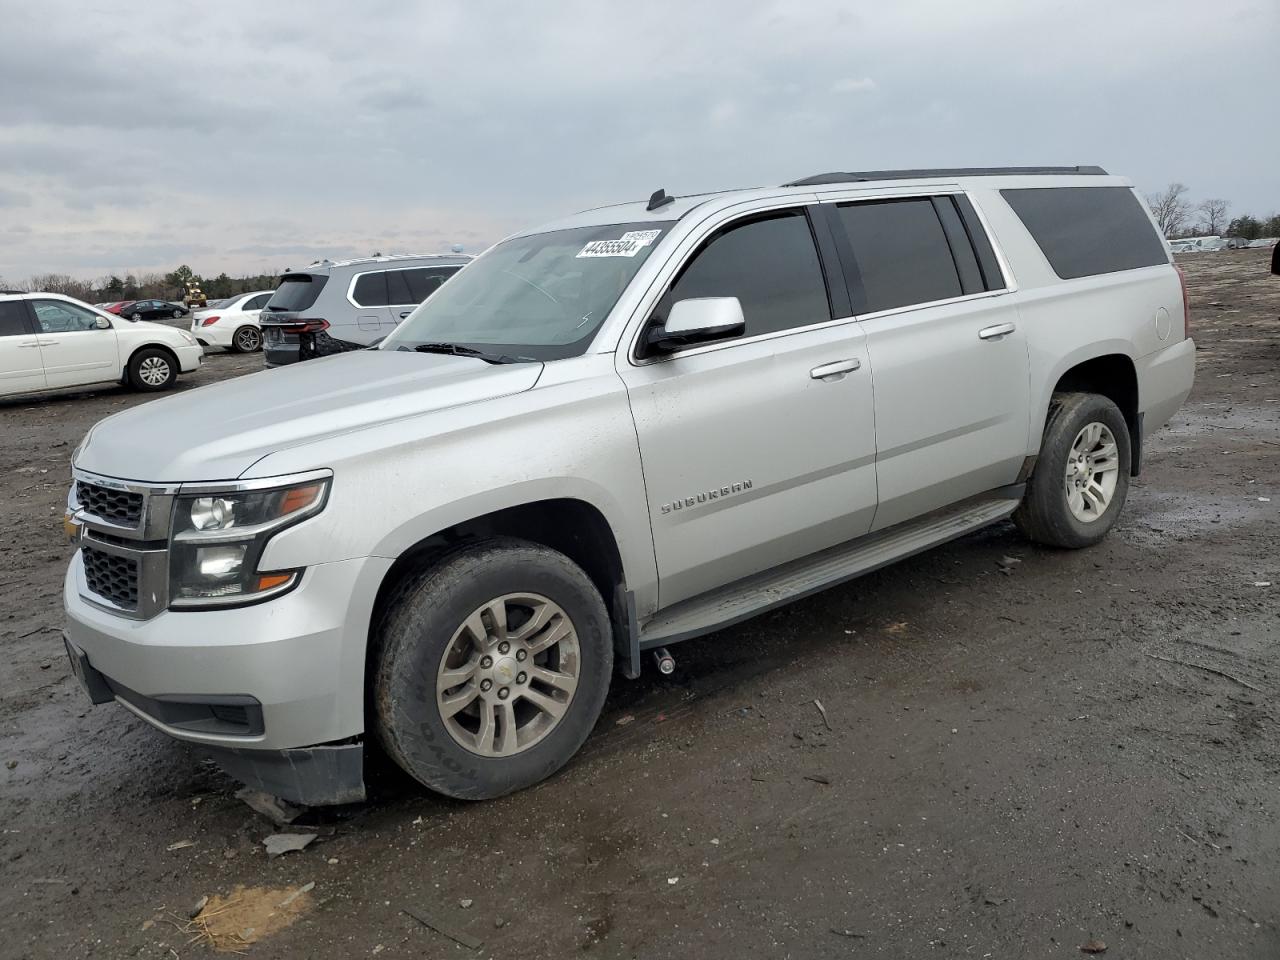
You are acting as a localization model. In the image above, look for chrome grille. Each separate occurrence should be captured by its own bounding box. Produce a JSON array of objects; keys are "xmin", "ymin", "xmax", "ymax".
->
[
  {"xmin": 77, "ymin": 481, "xmax": 143, "ymax": 526},
  {"xmin": 82, "ymin": 546, "xmax": 139, "ymax": 610}
]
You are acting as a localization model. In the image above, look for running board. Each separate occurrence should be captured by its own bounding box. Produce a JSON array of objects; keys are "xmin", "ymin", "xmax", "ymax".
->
[{"xmin": 638, "ymin": 491, "xmax": 1021, "ymax": 649}]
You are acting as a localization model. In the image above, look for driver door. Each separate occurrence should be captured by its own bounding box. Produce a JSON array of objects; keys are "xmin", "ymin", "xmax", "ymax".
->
[
  {"xmin": 29, "ymin": 300, "xmax": 119, "ymax": 388},
  {"xmin": 618, "ymin": 207, "xmax": 878, "ymax": 608}
]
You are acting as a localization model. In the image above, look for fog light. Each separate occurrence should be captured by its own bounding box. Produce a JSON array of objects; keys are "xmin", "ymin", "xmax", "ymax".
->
[
  {"xmin": 191, "ymin": 497, "xmax": 236, "ymax": 531},
  {"xmin": 197, "ymin": 544, "xmax": 246, "ymax": 577}
]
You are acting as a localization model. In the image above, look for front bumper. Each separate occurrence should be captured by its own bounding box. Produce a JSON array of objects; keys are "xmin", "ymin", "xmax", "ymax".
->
[
  {"xmin": 176, "ymin": 342, "xmax": 204, "ymax": 372},
  {"xmin": 63, "ymin": 551, "xmax": 393, "ymax": 803}
]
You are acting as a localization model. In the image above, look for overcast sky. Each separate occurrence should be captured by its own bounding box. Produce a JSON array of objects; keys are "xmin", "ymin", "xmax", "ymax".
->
[{"xmin": 1, "ymin": 0, "xmax": 1276, "ymax": 282}]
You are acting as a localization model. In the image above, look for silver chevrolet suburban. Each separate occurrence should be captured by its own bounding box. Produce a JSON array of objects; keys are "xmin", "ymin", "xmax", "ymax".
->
[{"xmin": 62, "ymin": 167, "xmax": 1196, "ymax": 804}]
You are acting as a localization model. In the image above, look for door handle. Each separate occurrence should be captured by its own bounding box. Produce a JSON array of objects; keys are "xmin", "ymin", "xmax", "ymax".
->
[
  {"xmin": 399, "ymin": 311, "xmax": 413, "ymax": 319},
  {"xmin": 978, "ymin": 322, "xmax": 1016, "ymax": 341},
  {"xmin": 36, "ymin": 340, "xmax": 60, "ymax": 347},
  {"xmin": 18, "ymin": 342, "xmax": 41, "ymax": 348},
  {"xmin": 810, "ymin": 358, "xmax": 861, "ymax": 380}
]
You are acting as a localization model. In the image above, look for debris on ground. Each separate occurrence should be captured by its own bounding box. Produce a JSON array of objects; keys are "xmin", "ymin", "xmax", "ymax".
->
[
  {"xmin": 459, "ymin": 898, "xmax": 474, "ymax": 909},
  {"xmin": 830, "ymin": 928, "xmax": 867, "ymax": 938},
  {"xmin": 236, "ymin": 787, "xmax": 303, "ymax": 825},
  {"xmin": 263, "ymin": 833, "xmax": 317, "ymax": 859},
  {"xmin": 1080, "ymin": 939, "xmax": 1107, "ymax": 954},
  {"xmin": 188, "ymin": 895, "xmax": 209, "ymax": 919},
  {"xmin": 813, "ymin": 699, "xmax": 832, "ymax": 731},
  {"xmin": 182, "ymin": 883, "xmax": 315, "ymax": 952},
  {"xmin": 997, "ymin": 555, "xmax": 1022, "ymax": 575},
  {"xmin": 615, "ymin": 714, "xmax": 635, "ymax": 726},
  {"xmin": 1145, "ymin": 653, "xmax": 1261, "ymax": 691},
  {"xmin": 166, "ymin": 839, "xmax": 196, "ymax": 852},
  {"xmin": 402, "ymin": 906, "xmax": 484, "ymax": 951},
  {"xmin": 804, "ymin": 774, "xmax": 831, "ymax": 785}
]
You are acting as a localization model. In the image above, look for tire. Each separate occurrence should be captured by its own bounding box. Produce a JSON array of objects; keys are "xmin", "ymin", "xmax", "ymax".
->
[
  {"xmin": 231, "ymin": 325, "xmax": 261, "ymax": 353},
  {"xmin": 372, "ymin": 538, "xmax": 613, "ymax": 800},
  {"xmin": 171, "ymin": 308, "xmax": 183, "ymax": 319},
  {"xmin": 127, "ymin": 347, "xmax": 177, "ymax": 392},
  {"xmin": 1015, "ymin": 391, "xmax": 1131, "ymax": 548}
]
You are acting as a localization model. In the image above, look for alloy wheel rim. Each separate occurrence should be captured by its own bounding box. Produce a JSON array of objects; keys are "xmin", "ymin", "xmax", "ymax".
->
[
  {"xmin": 1064, "ymin": 421, "xmax": 1119, "ymax": 522},
  {"xmin": 139, "ymin": 357, "xmax": 170, "ymax": 386},
  {"xmin": 238, "ymin": 328, "xmax": 260, "ymax": 350},
  {"xmin": 436, "ymin": 593, "xmax": 580, "ymax": 757}
]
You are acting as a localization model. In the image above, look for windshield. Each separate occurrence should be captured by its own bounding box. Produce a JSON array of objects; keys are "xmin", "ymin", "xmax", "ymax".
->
[{"xmin": 382, "ymin": 221, "xmax": 673, "ymax": 361}]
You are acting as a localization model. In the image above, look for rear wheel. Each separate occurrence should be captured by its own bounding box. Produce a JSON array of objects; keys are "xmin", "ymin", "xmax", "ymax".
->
[
  {"xmin": 1015, "ymin": 392, "xmax": 1131, "ymax": 548},
  {"xmin": 127, "ymin": 347, "xmax": 177, "ymax": 391},
  {"xmin": 372, "ymin": 539, "xmax": 613, "ymax": 799},
  {"xmin": 232, "ymin": 325, "xmax": 262, "ymax": 352}
]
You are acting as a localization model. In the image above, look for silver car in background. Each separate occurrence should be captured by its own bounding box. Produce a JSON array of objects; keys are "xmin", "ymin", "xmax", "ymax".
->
[{"xmin": 260, "ymin": 254, "xmax": 470, "ymax": 366}]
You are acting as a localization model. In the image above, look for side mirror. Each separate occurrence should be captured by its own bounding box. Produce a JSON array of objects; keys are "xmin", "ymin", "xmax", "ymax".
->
[
  {"xmin": 645, "ymin": 297, "xmax": 745, "ymax": 354},
  {"xmin": 95, "ymin": 316, "xmax": 112, "ymax": 330}
]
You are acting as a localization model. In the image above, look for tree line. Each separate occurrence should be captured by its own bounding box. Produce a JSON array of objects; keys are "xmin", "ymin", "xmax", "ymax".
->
[
  {"xmin": 0, "ymin": 265, "xmax": 282, "ymax": 303},
  {"xmin": 1145, "ymin": 184, "xmax": 1279, "ymax": 240}
]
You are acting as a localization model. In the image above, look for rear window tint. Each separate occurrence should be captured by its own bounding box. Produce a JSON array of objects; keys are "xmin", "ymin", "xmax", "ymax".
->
[
  {"xmin": 352, "ymin": 272, "xmax": 389, "ymax": 307},
  {"xmin": 266, "ymin": 274, "xmax": 327, "ymax": 311},
  {"xmin": 1001, "ymin": 186, "xmax": 1168, "ymax": 279},
  {"xmin": 0, "ymin": 301, "xmax": 30, "ymax": 337},
  {"xmin": 836, "ymin": 198, "xmax": 963, "ymax": 313}
]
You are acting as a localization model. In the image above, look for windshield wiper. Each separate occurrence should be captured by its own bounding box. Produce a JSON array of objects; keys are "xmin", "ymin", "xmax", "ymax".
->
[{"xmin": 410, "ymin": 342, "xmax": 534, "ymax": 365}]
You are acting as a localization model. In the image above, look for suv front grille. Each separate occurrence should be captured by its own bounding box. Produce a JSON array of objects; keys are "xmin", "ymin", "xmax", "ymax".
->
[
  {"xmin": 77, "ymin": 481, "xmax": 143, "ymax": 527},
  {"xmin": 82, "ymin": 546, "xmax": 139, "ymax": 610}
]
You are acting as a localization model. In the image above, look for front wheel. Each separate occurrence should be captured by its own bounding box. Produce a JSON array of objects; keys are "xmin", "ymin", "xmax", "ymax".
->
[
  {"xmin": 372, "ymin": 538, "xmax": 613, "ymax": 799},
  {"xmin": 1015, "ymin": 392, "xmax": 1131, "ymax": 548},
  {"xmin": 126, "ymin": 348, "xmax": 177, "ymax": 391},
  {"xmin": 171, "ymin": 308, "xmax": 183, "ymax": 319}
]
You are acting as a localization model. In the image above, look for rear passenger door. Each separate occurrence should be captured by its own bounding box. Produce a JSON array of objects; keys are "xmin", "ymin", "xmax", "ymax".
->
[
  {"xmin": 0, "ymin": 301, "xmax": 46, "ymax": 395},
  {"xmin": 824, "ymin": 194, "xmax": 1029, "ymax": 530}
]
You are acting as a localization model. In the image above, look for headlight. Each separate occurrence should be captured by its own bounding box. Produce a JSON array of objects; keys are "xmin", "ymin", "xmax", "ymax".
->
[
  {"xmin": 179, "ymin": 331, "xmax": 196, "ymax": 345},
  {"xmin": 168, "ymin": 474, "xmax": 330, "ymax": 608}
]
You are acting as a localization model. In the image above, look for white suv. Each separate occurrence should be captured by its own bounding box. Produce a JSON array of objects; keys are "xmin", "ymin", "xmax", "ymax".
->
[{"xmin": 0, "ymin": 292, "xmax": 202, "ymax": 398}]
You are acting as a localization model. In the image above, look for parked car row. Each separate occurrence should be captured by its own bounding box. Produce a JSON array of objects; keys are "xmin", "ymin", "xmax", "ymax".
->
[{"xmin": 1169, "ymin": 235, "xmax": 1277, "ymax": 253}]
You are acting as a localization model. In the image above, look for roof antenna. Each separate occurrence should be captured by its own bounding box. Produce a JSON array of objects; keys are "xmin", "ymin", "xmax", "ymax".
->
[{"xmin": 646, "ymin": 188, "xmax": 675, "ymax": 212}]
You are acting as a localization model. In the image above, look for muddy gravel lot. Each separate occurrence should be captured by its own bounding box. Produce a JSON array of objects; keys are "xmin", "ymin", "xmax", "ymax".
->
[{"xmin": 2, "ymin": 251, "xmax": 1278, "ymax": 959}]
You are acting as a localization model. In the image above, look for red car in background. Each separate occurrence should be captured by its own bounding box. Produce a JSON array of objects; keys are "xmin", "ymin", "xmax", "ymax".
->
[{"xmin": 102, "ymin": 301, "xmax": 135, "ymax": 314}]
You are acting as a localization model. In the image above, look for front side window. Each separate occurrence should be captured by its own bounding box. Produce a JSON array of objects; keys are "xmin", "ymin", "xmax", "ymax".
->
[
  {"xmin": 660, "ymin": 210, "xmax": 831, "ymax": 338},
  {"xmin": 403, "ymin": 267, "xmax": 456, "ymax": 302},
  {"xmin": 31, "ymin": 299, "xmax": 101, "ymax": 333},
  {"xmin": 0, "ymin": 301, "xmax": 31, "ymax": 337},
  {"xmin": 836, "ymin": 198, "xmax": 963, "ymax": 314},
  {"xmin": 384, "ymin": 221, "xmax": 672, "ymax": 361}
]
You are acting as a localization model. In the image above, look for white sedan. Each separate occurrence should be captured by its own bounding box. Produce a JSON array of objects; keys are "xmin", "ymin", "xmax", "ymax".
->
[
  {"xmin": 0, "ymin": 292, "xmax": 202, "ymax": 398},
  {"xmin": 190, "ymin": 290, "xmax": 274, "ymax": 352}
]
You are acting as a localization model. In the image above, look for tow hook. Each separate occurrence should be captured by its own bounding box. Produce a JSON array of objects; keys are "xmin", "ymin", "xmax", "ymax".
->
[{"xmin": 652, "ymin": 647, "xmax": 675, "ymax": 676}]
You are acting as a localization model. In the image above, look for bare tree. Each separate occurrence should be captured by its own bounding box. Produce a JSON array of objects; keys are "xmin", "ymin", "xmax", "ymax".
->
[
  {"xmin": 1197, "ymin": 198, "xmax": 1229, "ymax": 236},
  {"xmin": 1145, "ymin": 183, "xmax": 1192, "ymax": 237}
]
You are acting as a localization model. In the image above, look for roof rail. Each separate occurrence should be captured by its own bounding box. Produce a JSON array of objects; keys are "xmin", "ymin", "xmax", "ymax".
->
[
  {"xmin": 782, "ymin": 165, "xmax": 1108, "ymax": 187},
  {"xmin": 0, "ymin": 289, "xmax": 25, "ymax": 295}
]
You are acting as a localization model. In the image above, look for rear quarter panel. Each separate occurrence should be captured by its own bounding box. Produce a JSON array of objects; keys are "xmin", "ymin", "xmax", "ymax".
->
[{"xmin": 970, "ymin": 186, "xmax": 1187, "ymax": 453}]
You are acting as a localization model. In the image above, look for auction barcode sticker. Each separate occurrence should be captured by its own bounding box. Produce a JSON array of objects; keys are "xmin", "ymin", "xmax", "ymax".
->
[{"xmin": 577, "ymin": 229, "xmax": 663, "ymax": 258}]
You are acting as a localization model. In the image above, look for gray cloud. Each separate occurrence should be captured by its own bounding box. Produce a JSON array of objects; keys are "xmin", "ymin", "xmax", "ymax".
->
[{"xmin": 1, "ymin": 0, "xmax": 1276, "ymax": 280}]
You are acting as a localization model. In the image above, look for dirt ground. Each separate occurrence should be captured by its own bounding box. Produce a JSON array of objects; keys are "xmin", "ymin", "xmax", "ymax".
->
[{"xmin": 2, "ymin": 251, "xmax": 1278, "ymax": 959}]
